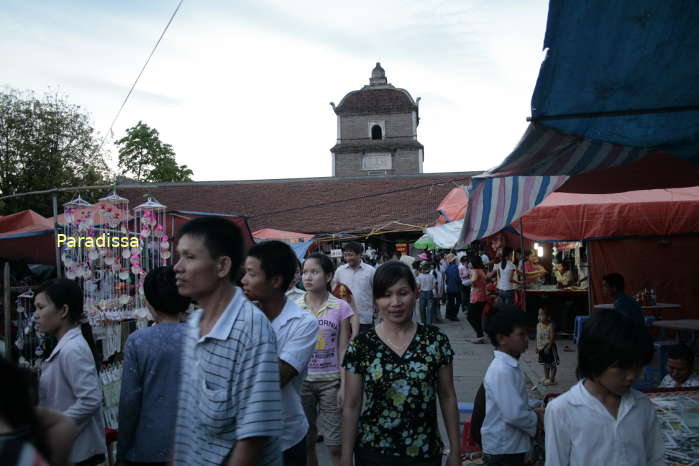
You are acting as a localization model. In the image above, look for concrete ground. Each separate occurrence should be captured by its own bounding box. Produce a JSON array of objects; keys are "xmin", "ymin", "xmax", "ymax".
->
[{"xmin": 313, "ymin": 303, "xmax": 579, "ymax": 466}]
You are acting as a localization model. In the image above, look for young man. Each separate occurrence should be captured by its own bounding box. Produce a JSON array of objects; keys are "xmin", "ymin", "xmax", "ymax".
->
[
  {"xmin": 481, "ymin": 305, "xmax": 544, "ymax": 466},
  {"xmin": 334, "ymin": 242, "xmax": 375, "ymax": 334},
  {"xmin": 172, "ymin": 217, "xmax": 282, "ymax": 466},
  {"xmin": 601, "ymin": 273, "xmax": 645, "ymax": 328},
  {"xmin": 242, "ymin": 241, "xmax": 320, "ymax": 466},
  {"xmin": 459, "ymin": 255, "xmax": 471, "ymax": 313},
  {"xmin": 444, "ymin": 254, "xmax": 461, "ymax": 321}
]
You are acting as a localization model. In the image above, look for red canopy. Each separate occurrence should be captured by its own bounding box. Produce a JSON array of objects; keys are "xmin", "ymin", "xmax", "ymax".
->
[
  {"xmin": 0, "ymin": 210, "xmax": 56, "ymax": 265},
  {"xmin": 435, "ymin": 187, "xmax": 467, "ymax": 225},
  {"xmin": 253, "ymin": 228, "xmax": 313, "ymax": 243},
  {"xmin": 166, "ymin": 211, "xmax": 255, "ymax": 249},
  {"xmin": 517, "ymin": 187, "xmax": 699, "ymax": 241}
]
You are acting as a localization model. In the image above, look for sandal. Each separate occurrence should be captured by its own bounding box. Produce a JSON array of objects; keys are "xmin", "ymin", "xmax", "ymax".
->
[{"xmin": 539, "ymin": 377, "xmax": 547, "ymax": 384}]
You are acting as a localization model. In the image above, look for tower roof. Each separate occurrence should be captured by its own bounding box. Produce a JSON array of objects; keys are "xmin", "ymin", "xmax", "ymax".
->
[{"xmin": 333, "ymin": 63, "xmax": 418, "ymax": 115}]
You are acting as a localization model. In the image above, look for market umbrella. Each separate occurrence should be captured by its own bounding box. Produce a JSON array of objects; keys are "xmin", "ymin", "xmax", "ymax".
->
[{"xmin": 414, "ymin": 234, "xmax": 439, "ymax": 250}]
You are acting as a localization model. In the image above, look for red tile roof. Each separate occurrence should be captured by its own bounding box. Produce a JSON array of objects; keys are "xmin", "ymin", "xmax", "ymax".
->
[{"xmin": 117, "ymin": 173, "xmax": 476, "ymax": 235}]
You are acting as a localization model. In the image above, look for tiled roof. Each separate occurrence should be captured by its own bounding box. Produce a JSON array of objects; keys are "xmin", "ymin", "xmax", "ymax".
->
[
  {"xmin": 116, "ymin": 173, "xmax": 477, "ymax": 235},
  {"xmin": 334, "ymin": 88, "xmax": 417, "ymax": 115}
]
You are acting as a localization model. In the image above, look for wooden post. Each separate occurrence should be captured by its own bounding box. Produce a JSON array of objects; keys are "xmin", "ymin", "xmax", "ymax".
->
[
  {"xmin": 52, "ymin": 190, "xmax": 63, "ymax": 278},
  {"xmin": 3, "ymin": 261, "xmax": 11, "ymax": 362},
  {"xmin": 586, "ymin": 240, "xmax": 593, "ymax": 315}
]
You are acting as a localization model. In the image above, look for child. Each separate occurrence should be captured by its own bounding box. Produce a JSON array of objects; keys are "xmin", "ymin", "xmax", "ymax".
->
[
  {"xmin": 481, "ymin": 305, "xmax": 544, "ymax": 466},
  {"xmin": 416, "ymin": 263, "xmax": 437, "ymax": 325},
  {"xmin": 536, "ymin": 303, "xmax": 559, "ymax": 386},
  {"xmin": 544, "ymin": 310, "xmax": 664, "ymax": 465},
  {"xmin": 658, "ymin": 344, "xmax": 699, "ymax": 388}
]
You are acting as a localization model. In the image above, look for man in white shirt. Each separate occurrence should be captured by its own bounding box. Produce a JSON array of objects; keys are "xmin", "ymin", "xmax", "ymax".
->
[
  {"xmin": 482, "ymin": 305, "xmax": 544, "ymax": 466},
  {"xmin": 242, "ymin": 241, "xmax": 320, "ymax": 466},
  {"xmin": 173, "ymin": 217, "xmax": 282, "ymax": 466},
  {"xmin": 334, "ymin": 242, "xmax": 375, "ymax": 334}
]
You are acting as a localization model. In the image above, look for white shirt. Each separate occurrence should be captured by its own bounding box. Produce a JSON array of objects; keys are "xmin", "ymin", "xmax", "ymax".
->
[
  {"xmin": 270, "ymin": 299, "xmax": 320, "ymax": 451},
  {"xmin": 334, "ymin": 262, "xmax": 375, "ymax": 324},
  {"xmin": 173, "ymin": 289, "xmax": 282, "ymax": 466},
  {"xmin": 416, "ymin": 272, "xmax": 436, "ymax": 292},
  {"xmin": 658, "ymin": 372, "xmax": 699, "ymax": 388},
  {"xmin": 496, "ymin": 262, "xmax": 517, "ymax": 291},
  {"xmin": 481, "ymin": 351, "xmax": 538, "ymax": 455},
  {"xmin": 39, "ymin": 327, "xmax": 106, "ymax": 463},
  {"xmin": 545, "ymin": 380, "xmax": 664, "ymax": 466}
]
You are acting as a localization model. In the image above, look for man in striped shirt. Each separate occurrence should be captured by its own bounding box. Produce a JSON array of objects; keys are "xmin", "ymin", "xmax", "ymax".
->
[{"xmin": 172, "ymin": 217, "xmax": 282, "ymax": 466}]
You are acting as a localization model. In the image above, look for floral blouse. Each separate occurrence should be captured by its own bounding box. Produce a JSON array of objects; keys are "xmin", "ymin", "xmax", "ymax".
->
[{"xmin": 342, "ymin": 324, "xmax": 454, "ymax": 458}]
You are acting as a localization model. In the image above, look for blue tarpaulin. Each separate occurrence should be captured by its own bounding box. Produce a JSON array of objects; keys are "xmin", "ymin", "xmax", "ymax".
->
[{"xmin": 460, "ymin": 1, "xmax": 699, "ymax": 244}]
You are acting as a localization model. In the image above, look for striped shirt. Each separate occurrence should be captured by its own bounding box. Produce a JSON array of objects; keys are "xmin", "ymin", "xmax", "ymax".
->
[{"xmin": 173, "ymin": 288, "xmax": 282, "ymax": 466}]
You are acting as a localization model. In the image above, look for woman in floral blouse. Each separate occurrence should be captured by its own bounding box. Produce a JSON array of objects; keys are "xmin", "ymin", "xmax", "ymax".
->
[{"xmin": 341, "ymin": 261, "xmax": 461, "ymax": 466}]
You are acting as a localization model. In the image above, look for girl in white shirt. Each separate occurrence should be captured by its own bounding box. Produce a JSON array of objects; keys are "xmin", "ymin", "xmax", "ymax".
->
[
  {"xmin": 494, "ymin": 247, "xmax": 519, "ymax": 305},
  {"xmin": 34, "ymin": 279, "xmax": 106, "ymax": 466},
  {"xmin": 544, "ymin": 310, "xmax": 663, "ymax": 466}
]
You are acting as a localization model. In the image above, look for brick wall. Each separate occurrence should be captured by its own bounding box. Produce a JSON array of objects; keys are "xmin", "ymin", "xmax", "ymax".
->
[
  {"xmin": 340, "ymin": 112, "xmax": 415, "ymax": 141},
  {"xmin": 334, "ymin": 149, "xmax": 421, "ymax": 176}
]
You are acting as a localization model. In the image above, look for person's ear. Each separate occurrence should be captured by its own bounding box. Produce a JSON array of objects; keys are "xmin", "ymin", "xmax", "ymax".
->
[
  {"xmin": 58, "ymin": 304, "xmax": 70, "ymax": 321},
  {"xmin": 270, "ymin": 274, "xmax": 284, "ymax": 291},
  {"xmin": 217, "ymin": 256, "xmax": 232, "ymax": 279}
]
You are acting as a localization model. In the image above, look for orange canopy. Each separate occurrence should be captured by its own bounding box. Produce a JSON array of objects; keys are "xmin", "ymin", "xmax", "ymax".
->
[
  {"xmin": 517, "ymin": 186, "xmax": 699, "ymax": 241},
  {"xmin": 435, "ymin": 187, "xmax": 468, "ymax": 225},
  {"xmin": 0, "ymin": 210, "xmax": 56, "ymax": 264}
]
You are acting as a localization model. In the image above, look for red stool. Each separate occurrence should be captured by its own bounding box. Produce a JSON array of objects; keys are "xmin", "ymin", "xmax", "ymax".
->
[{"xmin": 460, "ymin": 415, "xmax": 481, "ymax": 454}]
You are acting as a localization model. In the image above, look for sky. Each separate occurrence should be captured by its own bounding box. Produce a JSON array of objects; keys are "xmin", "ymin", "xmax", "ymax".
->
[{"xmin": 1, "ymin": 0, "xmax": 550, "ymax": 182}]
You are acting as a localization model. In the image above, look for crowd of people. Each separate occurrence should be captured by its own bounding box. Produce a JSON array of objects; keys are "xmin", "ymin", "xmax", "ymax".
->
[{"xmin": 0, "ymin": 218, "xmax": 696, "ymax": 466}]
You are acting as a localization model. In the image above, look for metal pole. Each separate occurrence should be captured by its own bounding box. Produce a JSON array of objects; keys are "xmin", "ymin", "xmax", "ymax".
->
[
  {"xmin": 52, "ymin": 190, "xmax": 63, "ymax": 279},
  {"xmin": 519, "ymin": 218, "xmax": 527, "ymax": 311},
  {"xmin": 4, "ymin": 261, "xmax": 11, "ymax": 362},
  {"xmin": 585, "ymin": 240, "xmax": 593, "ymax": 315}
]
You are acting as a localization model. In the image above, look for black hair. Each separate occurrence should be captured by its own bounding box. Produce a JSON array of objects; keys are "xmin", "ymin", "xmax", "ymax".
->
[
  {"xmin": 143, "ymin": 266, "xmax": 191, "ymax": 316},
  {"xmin": 373, "ymin": 261, "xmax": 417, "ymax": 301},
  {"xmin": 412, "ymin": 260, "xmax": 421, "ymax": 271},
  {"xmin": 525, "ymin": 249, "xmax": 534, "ymax": 258},
  {"xmin": 470, "ymin": 255, "xmax": 484, "ymax": 269},
  {"xmin": 177, "ymin": 216, "xmax": 244, "ymax": 281},
  {"xmin": 602, "ymin": 272, "xmax": 625, "ymax": 292},
  {"xmin": 668, "ymin": 344, "xmax": 694, "ymax": 369},
  {"xmin": 460, "ymin": 255, "xmax": 469, "ymax": 264},
  {"xmin": 342, "ymin": 241, "xmax": 364, "ymax": 255},
  {"xmin": 500, "ymin": 246, "xmax": 513, "ymax": 268},
  {"xmin": 577, "ymin": 309, "xmax": 653, "ymax": 380},
  {"xmin": 304, "ymin": 252, "xmax": 335, "ymax": 292},
  {"xmin": 484, "ymin": 304, "xmax": 527, "ymax": 347},
  {"xmin": 36, "ymin": 278, "xmax": 99, "ymax": 369},
  {"xmin": 538, "ymin": 298, "xmax": 552, "ymax": 317},
  {"xmin": 0, "ymin": 356, "xmax": 50, "ymax": 459},
  {"xmin": 36, "ymin": 278, "xmax": 83, "ymax": 324},
  {"xmin": 246, "ymin": 240, "xmax": 298, "ymax": 292}
]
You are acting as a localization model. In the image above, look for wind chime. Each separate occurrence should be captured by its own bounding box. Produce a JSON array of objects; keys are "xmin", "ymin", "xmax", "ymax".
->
[
  {"xmin": 14, "ymin": 289, "xmax": 47, "ymax": 368},
  {"xmin": 133, "ymin": 196, "xmax": 170, "ymax": 319}
]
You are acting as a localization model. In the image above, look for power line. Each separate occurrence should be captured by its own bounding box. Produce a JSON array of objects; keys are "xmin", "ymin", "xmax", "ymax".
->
[{"xmin": 99, "ymin": 0, "xmax": 185, "ymax": 156}]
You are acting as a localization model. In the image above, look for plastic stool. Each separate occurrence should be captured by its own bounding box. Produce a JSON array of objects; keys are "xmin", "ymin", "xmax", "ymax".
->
[
  {"xmin": 460, "ymin": 416, "xmax": 481, "ymax": 454},
  {"xmin": 574, "ymin": 316, "xmax": 589, "ymax": 344}
]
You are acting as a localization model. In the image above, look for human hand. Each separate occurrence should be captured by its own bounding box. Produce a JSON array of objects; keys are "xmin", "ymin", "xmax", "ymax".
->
[{"xmin": 337, "ymin": 387, "xmax": 344, "ymax": 408}]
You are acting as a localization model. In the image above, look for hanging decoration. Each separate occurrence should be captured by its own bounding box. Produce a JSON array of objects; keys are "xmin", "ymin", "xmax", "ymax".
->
[{"xmin": 133, "ymin": 196, "xmax": 168, "ymax": 320}]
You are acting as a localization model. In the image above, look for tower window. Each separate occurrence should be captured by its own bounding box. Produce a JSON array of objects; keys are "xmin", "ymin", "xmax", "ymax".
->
[{"xmin": 371, "ymin": 125, "xmax": 383, "ymax": 140}]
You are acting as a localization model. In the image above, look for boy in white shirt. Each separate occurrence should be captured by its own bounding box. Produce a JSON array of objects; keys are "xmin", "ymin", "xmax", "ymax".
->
[
  {"xmin": 481, "ymin": 305, "xmax": 544, "ymax": 466},
  {"xmin": 416, "ymin": 263, "xmax": 437, "ymax": 325},
  {"xmin": 544, "ymin": 310, "xmax": 664, "ymax": 466}
]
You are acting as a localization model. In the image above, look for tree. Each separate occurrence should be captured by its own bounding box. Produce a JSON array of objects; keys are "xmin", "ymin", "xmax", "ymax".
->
[
  {"xmin": 115, "ymin": 121, "xmax": 193, "ymax": 183},
  {"xmin": 0, "ymin": 88, "xmax": 110, "ymax": 216}
]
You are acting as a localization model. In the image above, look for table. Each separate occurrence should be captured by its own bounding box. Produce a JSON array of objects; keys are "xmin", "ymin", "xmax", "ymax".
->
[
  {"xmin": 653, "ymin": 319, "xmax": 699, "ymax": 347},
  {"xmin": 643, "ymin": 388, "xmax": 699, "ymax": 465},
  {"xmin": 525, "ymin": 285, "xmax": 588, "ymax": 296},
  {"xmin": 594, "ymin": 302, "xmax": 681, "ymax": 319}
]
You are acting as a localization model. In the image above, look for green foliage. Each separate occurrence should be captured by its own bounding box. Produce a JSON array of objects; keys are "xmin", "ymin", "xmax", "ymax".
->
[
  {"xmin": 0, "ymin": 88, "xmax": 111, "ymax": 216},
  {"xmin": 115, "ymin": 121, "xmax": 193, "ymax": 183}
]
